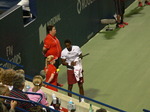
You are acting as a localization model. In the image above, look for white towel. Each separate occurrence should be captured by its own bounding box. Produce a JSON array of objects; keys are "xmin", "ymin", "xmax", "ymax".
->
[{"xmin": 74, "ymin": 57, "xmax": 83, "ymax": 81}]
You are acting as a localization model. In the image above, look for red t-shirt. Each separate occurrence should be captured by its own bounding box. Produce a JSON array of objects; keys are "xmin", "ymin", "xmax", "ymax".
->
[
  {"xmin": 60, "ymin": 107, "xmax": 68, "ymax": 112},
  {"xmin": 44, "ymin": 34, "xmax": 62, "ymax": 58},
  {"xmin": 45, "ymin": 64, "xmax": 58, "ymax": 91}
]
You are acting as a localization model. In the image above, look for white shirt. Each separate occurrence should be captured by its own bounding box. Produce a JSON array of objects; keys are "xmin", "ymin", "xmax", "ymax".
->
[{"xmin": 61, "ymin": 45, "xmax": 82, "ymax": 69}]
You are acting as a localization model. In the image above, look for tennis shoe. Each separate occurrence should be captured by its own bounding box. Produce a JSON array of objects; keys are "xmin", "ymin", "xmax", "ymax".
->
[
  {"xmin": 118, "ymin": 24, "xmax": 124, "ymax": 28},
  {"xmin": 145, "ymin": 1, "xmax": 150, "ymax": 5},
  {"xmin": 123, "ymin": 22, "xmax": 128, "ymax": 25}
]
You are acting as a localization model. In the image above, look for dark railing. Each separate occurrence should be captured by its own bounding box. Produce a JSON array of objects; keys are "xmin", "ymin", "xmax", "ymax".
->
[
  {"xmin": 0, "ymin": 95, "xmax": 59, "ymax": 112},
  {"xmin": 0, "ymin": 57, "xmax": 24, "ymax": 68},
  {"xmin": 0, "ymin": 57, "xmax": 126, "ymax": 112},
  {"xmin": 143, "ymin": 109, "xmax": 150, "ymax": 112}
]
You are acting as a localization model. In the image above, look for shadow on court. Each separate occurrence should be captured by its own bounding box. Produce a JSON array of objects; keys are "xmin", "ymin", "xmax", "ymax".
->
[
  {"xmin": 125, "ymin": 6, "xmax": 144, "ymax": 17},
  {"xmin": 85, "ymin": 88, "xmax": 110, "ymax": 103},
  {"xmin": 100, "ymin": 28, "xmax": 120, "ymax": 40}
]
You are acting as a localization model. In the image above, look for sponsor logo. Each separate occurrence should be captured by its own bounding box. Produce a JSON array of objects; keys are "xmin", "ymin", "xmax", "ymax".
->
[
  {"xmin": 77, "ymin": 0, "xmax": 96, "ymax": 14},
  {"xmin": 87, "ymin": 32, "xmax": 94, "ymax": 39},
  {"xmin": 0, "ymin": 45, "xmax": 21, "ymax": 69},
  {"xmin": 39, "ymin": 14, "xmax": 61, "ymax": 44},
  {"xmin": 47, "ymin": 14, "xmax": 61, "ymax": 25}
]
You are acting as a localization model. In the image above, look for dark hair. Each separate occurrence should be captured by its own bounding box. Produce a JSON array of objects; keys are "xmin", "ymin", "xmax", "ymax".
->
[
  {"xmin": 13, "ymin": 73, "xmax": 25, "ymax": 89},
  {"xmin": 29, "ymin": 105, "xmax": 44, "ymax": 112},
  {"xmin": 40, "ymin": 70, "xmax": 46, "ymax": 79},
  {"xmin": 64, "ymin": 39, "xmax": 71, "ymax": 44},
  {"xmin": 96, "ymin": 108, "xmax": 107, "ymax": 112},
  {"xmin": 1, "ymin": 69, "xmax": 16, "ymax": 86},
  {"xmin": 47, "ymin": 25, "xmax": 54, "ymax": 34}
]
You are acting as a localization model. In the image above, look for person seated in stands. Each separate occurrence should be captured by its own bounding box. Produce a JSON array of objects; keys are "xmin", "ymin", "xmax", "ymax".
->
[
  {"xmin": 9, "ymin": 73, "xmax": 32, "ymax": 111},
  {"xmin": 29, "ymin": 105, "xmax": 45, "ymax": 112},
  {"xmin": 15, "ymin": 69, "xmax": 25, "ymax": 75},
  {"xmin": 0, "ymin": 69, "xmax": 16, "ymax": 90},
  {"xmin": 27, "ymin": 75, "xmax": 49, "ymax": 106},
  {"xmin": 50, "ymin": 97, "xmax": 68, "ymax": 112},
  {"xmin": 0, "ymin": 84, "xmax": 17, "ymax": 112},
  {"xmin": 40, "ymin": 70, "xmax": 46, "ymax": 81},
  {"xmin": 96, "ymin": 108, "xmax": 107, "ymax": 112}
]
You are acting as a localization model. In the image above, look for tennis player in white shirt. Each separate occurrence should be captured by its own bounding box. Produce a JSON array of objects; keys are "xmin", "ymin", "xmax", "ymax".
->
[{"xmin": 61, "ymin": 39, "xmax": 84, "ymax": 102}]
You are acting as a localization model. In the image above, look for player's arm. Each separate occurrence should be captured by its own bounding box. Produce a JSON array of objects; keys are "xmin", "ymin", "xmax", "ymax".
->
[
  {"xmin": 43, "ymin": 47, "xmax": 48, "ymax": 55},
  {"xmin": 47, "ymin": 73, "xmax": 55, "ymax": 83},
  {"xmin": 61, "ymin": 58, "xmax": 74, "ymax": 69},
  {"xmin": 43, "ymin": 39, "xmax": 50, "ymax": 55}
]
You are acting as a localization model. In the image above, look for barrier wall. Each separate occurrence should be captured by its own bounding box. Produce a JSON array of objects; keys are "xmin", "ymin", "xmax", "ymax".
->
[
  {"xmin": 0, "ymin": 0, "xmax": 134, "ymax": 76},
  {"xmin": 26, "ymin": 80, "xmax": 104, "ymax": 112}
]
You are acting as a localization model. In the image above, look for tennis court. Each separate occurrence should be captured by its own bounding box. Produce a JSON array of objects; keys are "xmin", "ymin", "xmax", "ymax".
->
[{"xmin": 58, "ymin": 1, "xmax": 150, "ymax": 112}]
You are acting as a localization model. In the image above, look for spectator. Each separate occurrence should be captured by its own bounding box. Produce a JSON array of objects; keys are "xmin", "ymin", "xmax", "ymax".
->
[
  {"xmin": 9, "ymin": 73, "xmax": 32, "ymax": 111},
  {"xmin": 0, "ymin": 69, "xmax": 16, "ymax": 90},
  {"xmin": 29, "ymin": 0, "xmax": 37, "ymax": 18},
  {"xmin": 0, "ymin": 84, "xmax": 17, "ymax": 112},
  {"xmin": 61, "ymin": 39, "xmax": 84, "ymax": 102},
  {"xmin": 40, "ymin": 70, "xmax": 46, "ymax": 80},
  {"xmin": 27, "ymin": 75, "xmax": 49, "ymax": 106},
  {"xmin": 17, "ymin": 0, "xmax": 37, "ymax": 24},
  {"xmin": 96, "ymin": 108, "xmax": 107, "ymax": 112},
  {"xmin": 16, "ymin": 69, "xmax": 25, "ymax": 74},
  {"xmin": 44, "ymin": 55, "xmax": 58, "ymax": 92},
  {"xmin": 43, "ymin": 25, "xmax": 62, "ymax": 68},
  {"xmin": 29, "ymin": 105, "xmax": 45, "ymax": 112},
  {"xmin": 138, "ymin": 0, "xmax": 150, "ymax": 7},
  {"xmin": 113, "ymin": 0, "xmax": 128, "ymax": 28}
]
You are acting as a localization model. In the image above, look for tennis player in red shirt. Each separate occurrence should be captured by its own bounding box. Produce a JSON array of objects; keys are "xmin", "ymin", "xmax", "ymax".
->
[{"xmin": 43, "ymin": 25, "xmax": 62, "ymax": 68}]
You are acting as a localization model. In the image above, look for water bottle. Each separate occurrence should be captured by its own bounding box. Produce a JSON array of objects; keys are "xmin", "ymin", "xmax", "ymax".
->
[
  {"xmin": 52, "ymin": 93, "xmax": 57, "ymax": 104},
  {"xmin": 44, "ymin": 93, "xmax": 48, "ymax": 100},
  {"xmin": 89, "ymin": 104, "xmax": 93, "ymax": 112},
  {"xmin": 24, "ymin": 85, "xmax": 30, "ymax": 92},
  {"xmin": 67, "ymin": 98, "xmax": 76, "ymax": 111}
]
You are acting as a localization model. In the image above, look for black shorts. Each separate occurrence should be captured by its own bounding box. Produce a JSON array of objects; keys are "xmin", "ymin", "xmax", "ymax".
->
[{"xmin": 113, "ymin": 0, "xmax": 125, "ymax": 15}]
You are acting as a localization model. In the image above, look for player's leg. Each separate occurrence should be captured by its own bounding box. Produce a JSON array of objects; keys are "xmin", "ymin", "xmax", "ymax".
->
[
  {"xmin": 114, "ymin": 0, "xmax": 124, "ymax": 28},
  {"xmin": 120, "ymin": 1, "xmax": 128, "ymax": 26},
  {"xmin": 68, "ymin": 84, "xmax": 73, "ymax": 97},
  {"xmin": 78, "ymin": 77, "xmax": 84, "ymax": 102},
  {"xmin": 67, "ymin": 69, "xmax": 77, "ymax": 97}
]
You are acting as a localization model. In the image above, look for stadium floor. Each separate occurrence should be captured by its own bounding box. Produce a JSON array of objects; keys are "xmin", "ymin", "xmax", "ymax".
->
[{"xmin": 58, "ymin": 1, "xmax": 150, "ymax": 112}]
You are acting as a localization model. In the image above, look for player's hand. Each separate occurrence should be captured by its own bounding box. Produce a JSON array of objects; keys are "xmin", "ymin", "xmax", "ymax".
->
[
  {"xmin": 71, "ymin": 61, "xmax": 76, "ymax": 66},
  {"xmin": 67, "ymin": 65, "xmax": 74, "ymax": 69}
]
